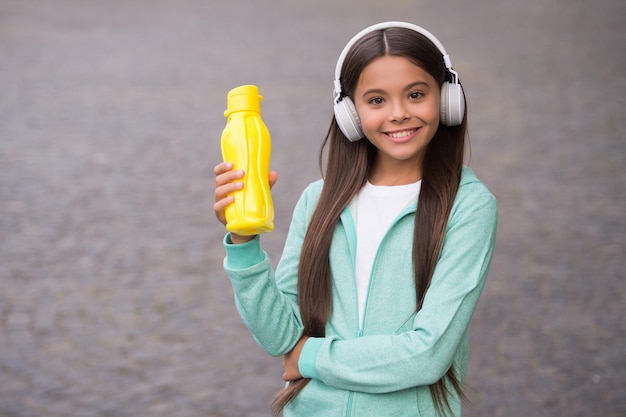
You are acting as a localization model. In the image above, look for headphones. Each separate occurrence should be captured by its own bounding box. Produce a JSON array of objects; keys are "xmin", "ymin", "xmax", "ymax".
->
[{"xmin": 333, "ymin": 21, "xmax": 465, "ymax": 142}]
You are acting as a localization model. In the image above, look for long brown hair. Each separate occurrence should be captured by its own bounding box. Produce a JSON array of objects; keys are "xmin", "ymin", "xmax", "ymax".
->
[{"xmin": 272, "ymin": 27, "xmax": 468, "ymax": 416}]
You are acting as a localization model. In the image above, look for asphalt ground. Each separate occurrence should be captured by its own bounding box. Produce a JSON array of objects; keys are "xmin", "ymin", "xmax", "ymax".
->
[{"xmin": 1, "ymin": 0, "xmax": 625, "ymax": 416}]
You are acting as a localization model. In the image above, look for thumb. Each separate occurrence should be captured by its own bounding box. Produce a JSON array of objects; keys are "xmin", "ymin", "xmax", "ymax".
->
[{"xmin": 269, "ymin": 170, "xmax": 278, "ymax": 188}]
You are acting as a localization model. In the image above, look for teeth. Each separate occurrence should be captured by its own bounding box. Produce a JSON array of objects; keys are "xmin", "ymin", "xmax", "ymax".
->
[{"xmin": 388, "ymin": 129, "xmax": 415, "ymax": 138}]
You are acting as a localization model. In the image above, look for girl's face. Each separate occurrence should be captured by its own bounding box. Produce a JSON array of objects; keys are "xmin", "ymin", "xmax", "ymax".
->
[{"xmin": 353, "ymin": 55, "xmax": 440, "ymax": 184}]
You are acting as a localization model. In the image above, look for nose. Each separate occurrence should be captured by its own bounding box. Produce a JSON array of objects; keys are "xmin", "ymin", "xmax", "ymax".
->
[{"xmin": 389, "ymin": 100, "xmax": 410, "ymax": 122}]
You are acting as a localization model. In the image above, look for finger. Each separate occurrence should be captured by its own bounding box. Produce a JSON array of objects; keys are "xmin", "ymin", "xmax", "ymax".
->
[
  {"xmin": 213, "ymin": 161, "xmax": 233, "ymax": 176},
  {"xmin": 215, "ymin": 168, "xmax": 245, "ymax": 188},
  {"xmin": 214, "ymin": 184, "xmax": 242, "ymax": 224},
  {"xmin": 215, "ymin": 180, "xmax": 243, "ymax": 201},
  {"xmin": 268, "ymin": 170, "xmax": 278, "ymax": 188},
  {"xmin": 213, "ymin": 201, "xmax": 231, "ymax": 224},
  {"xmin": 213, "ymin": 195, "xmax": 234, "ymax": 214},
  {"xmin": 214, "ymin": 178, "xmax": 243, "ymax": 225},
  {"xmin": 282, "ymin": 370, "xmax": 294, "ymax": 382}
]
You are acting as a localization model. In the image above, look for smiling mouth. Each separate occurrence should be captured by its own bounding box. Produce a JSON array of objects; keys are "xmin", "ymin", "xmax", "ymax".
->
[{"xmin": 386, "ymin": 128, "xmax": 417, "ymax": 139}]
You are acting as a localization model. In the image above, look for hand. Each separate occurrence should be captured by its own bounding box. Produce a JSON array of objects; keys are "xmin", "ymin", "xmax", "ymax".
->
[
  {"xmin": 213, "ymin": 161, "xmax": 278, "ymax": 243},
  {"xmin": 282, "ymin": 336, "xmax": 309, "ymax": 381}
]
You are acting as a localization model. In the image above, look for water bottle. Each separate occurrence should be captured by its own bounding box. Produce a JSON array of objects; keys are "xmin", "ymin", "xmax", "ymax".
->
[{"xmin": 221, "ymin": 85, "xmax": 274, "ymax": 236}]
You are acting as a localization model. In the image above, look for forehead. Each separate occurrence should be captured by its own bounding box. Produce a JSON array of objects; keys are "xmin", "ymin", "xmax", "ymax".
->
[{"xmin": 356, "ymin": 55, "xmax": 436, "ymax": 91}]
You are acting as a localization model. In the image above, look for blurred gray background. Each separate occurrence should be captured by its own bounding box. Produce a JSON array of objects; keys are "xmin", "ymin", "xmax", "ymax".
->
[{"xmin": 1, "ymin": 0, "xmax": 624, "ymax": 416}]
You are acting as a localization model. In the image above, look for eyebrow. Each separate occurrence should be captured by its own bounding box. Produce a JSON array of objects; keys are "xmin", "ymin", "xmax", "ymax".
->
[{"xmin": 361, "ymin": 81, "xmax": 431, "ymax": 97}]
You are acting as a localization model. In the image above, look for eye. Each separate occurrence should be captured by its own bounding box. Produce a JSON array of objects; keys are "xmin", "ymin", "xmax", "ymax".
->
[
  {"xmin": 368, "ymin": 97, "xmax": 384, "ymax": 105},
  {"xmin": 409, "ymin": 91, "xmax": 424, "ymax": 100}
]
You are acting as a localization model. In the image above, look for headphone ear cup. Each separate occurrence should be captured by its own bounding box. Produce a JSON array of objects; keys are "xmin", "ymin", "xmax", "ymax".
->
[
  {"xmin": 440, "ymin": 82, "xmax": 465, "ymax": 126},
  {"xmin": 334, "ymin": 97, "xmax": 364, "ymax": 142}
]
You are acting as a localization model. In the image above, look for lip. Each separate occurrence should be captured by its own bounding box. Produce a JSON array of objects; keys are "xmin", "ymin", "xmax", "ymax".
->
[{"xmin": 384, "ymin": 128, "xmax": 419, "ymax": 143}]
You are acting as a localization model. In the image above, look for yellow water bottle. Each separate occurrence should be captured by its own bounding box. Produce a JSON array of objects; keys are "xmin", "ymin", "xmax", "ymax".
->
[{"xmin": 221, "ymin": 85, "xmax": 274, "ymax": 236}]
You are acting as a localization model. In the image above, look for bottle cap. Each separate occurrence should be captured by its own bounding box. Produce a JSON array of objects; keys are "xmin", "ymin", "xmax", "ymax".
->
[{"xmin": 224, "ymin": 85, "xmax": 263, "ymax": 117}]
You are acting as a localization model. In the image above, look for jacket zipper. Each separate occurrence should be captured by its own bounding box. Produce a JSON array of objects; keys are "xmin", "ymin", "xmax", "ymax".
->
[
  {"xmin": 345, "ymin": 244, "xmax": 377, "ymax": 417},
  {"xmin": 358, "ymin": 206, "xmax": 412, "ymax": 336},
  {"xmin": 346, "ymin": 208, "xmax": 412, "ymax": 417},
  {"xmin": 346, "ymin": 206, "xmax": 415, "ymax": 417},
  {"xmin": 345, "ymin": 392, "xmax": 354, "ymax": 417}
]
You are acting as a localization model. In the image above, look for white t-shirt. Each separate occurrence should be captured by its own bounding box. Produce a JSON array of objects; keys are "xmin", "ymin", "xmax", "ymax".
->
[{"xmin": 354, "ymin": 180, "xmax": 421, "ymax": 328}]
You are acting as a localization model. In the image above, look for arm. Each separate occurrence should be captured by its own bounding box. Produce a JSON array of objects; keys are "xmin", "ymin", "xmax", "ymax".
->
[
  {"xmin": 298, "ymin": 187, "xmax": 497, "ymax": 393},
  {"xmin": 222, "ymin": 182, "xmax": 318, "ymax": 357}
]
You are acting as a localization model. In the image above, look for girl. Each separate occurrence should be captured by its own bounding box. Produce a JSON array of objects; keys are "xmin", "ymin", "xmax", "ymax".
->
[{"xmin": 214, "ymin": 21, "xmax": 497, "ymax": 417}]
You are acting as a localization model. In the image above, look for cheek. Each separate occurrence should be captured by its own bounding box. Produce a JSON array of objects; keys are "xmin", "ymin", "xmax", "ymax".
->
[{"xmin": 425, "ymin": 97, "xmax": 441, "ymax": 123}]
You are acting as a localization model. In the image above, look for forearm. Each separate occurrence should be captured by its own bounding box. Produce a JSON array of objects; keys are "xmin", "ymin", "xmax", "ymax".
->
[
  {"xmin": 298, "ymin": 314, "xmax": 469, "ymax": 394},
  {"xmin": 224, "ymin": 234, "xmax": 304, "ymax": 356}
]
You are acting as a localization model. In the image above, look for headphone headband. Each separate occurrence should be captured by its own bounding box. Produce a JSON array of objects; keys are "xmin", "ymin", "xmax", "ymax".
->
[{"xmin": 334, "ymin": 21, "xmax": 456, "ymax": 103}]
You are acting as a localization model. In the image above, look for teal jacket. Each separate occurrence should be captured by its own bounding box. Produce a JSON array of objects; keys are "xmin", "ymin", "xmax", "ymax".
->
[{"xmin": 223, "ymin": 167, "xmax": 497, "ymax": 417}]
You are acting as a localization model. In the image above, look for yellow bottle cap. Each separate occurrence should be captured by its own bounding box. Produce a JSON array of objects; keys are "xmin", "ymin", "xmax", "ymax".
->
[{"xmin": 224, "ymin": 85, "xmax": 263, "ymax": 117}]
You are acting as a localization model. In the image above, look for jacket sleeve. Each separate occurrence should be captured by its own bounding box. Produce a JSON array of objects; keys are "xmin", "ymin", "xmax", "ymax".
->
[
  {"xmin": 223, "ymin": 184, "xmax": 315, "ymax": 356},
  {"xmin": 299, "ymin": 185, "xmax": 498, "ymax": 393}
]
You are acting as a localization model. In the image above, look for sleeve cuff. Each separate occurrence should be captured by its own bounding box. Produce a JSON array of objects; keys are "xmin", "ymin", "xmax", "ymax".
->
[
  {"xmin": 298, "ymin": 337, "xmax": 324, "ymax": 380},
  {"xmin": 223, "ymin": 233, "xmax": 264, "ymax": 270}
]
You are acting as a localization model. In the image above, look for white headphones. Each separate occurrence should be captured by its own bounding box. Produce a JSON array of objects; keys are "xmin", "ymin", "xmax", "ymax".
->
[{"xmin": 333, "ymin": 21, "xmax": 465, "ymax": 142}]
